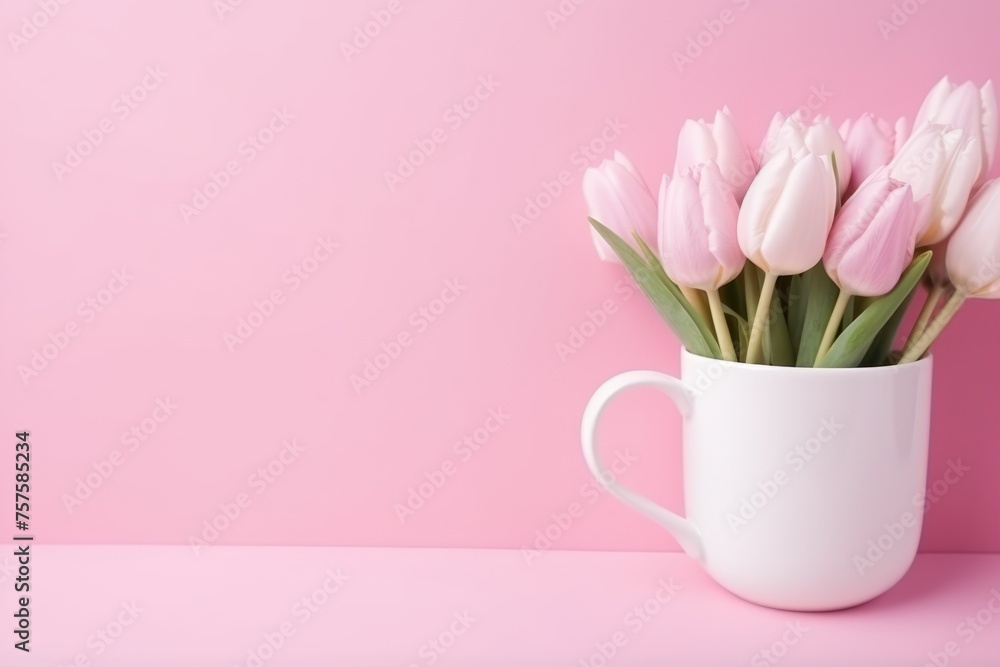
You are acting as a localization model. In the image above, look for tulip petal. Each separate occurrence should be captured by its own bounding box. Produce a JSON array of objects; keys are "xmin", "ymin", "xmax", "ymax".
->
[
  {"xmin": 941, "ymin": 81, "xmax": 987, "ymax": 182},
  {"xmin": 805, "ymin": 116, "xmax": 851, "ymax": 195},
  {"xmin": 758, "ymin": 113, "xmax": 789, "ymax": 166},
  {"xmin": 738, "ymin": 149, "xmax": 795, "ymax": 268},
  {"xmin": 824, "ymin": 177, "xmax": 877, "ymax": 285},
  {"xmin": 614, "ymin": 150, "xmax": 650, "ymax": 193},
  {"xmin": 914, "ymin": 76, "xmax": 952, "ymax": 130},
  {"xmin": 674, "ymin": 120, "xmax": 715, "ymax": 175},
  {"xmin": 912, "ymin": 77, "xmax": 994, "ymax": 187},
  {"xmin": 842, "ymin": 114, "xmax": 894, "ymax": 195},
  {"xmin": 602, "ymin": 159, "xmax": 659, "ymax": 244},
  {"xmin": 583, "ymin": 168, "xmax": 626, "ymax": 262},
  {"xmin": 940, "ymin": 82, "xmax": 983, "ymax": 143},
  {"xmin": 836, "ymin": 185, "xmax": 918, "ymax": 296},
  {"xmin": 712, "ymin": 108, "xmax": 755, "ymax": 200},
  {"xmin": 699, "ymin": 162, "xmax": 744, "ymax": 285},
  {"xmin": 661, "ymin": 172, "xmax": 717, "ymax": 289},
  {"xmin": 925, "ymin": 133, "xmax": 981, "ymax": 245},
  {"xmin": 890, "ymin": 124, "xmax": 952, "ymax": 240},
  {"xmin": 759, "ymin": 154, "xmax": 836, "ymax": 275},
  {"xmin": 981, "ymin": 80, "xmax": 998, "ymax": 169},
  {"xmin": 946, "ymin": 178, "xmax": 1000, "ymax": 297},
  {"xmin": 656, "ymin": 172, "xmax": 671, "ymax": 250},
  {"xmin": 893, "ymin": 116, "xmax": 910, "ymax": 155}
]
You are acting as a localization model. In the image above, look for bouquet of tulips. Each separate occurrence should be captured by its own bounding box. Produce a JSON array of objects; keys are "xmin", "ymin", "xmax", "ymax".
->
[{"xmin": 583, "ymin": 77, "xmax": 1000, "ymax": 367}]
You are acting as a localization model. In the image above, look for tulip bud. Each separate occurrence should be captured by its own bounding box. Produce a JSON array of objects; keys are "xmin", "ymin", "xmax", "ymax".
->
[
  {"xmin": 583, "ymin": 151, "xmax": 658, "ymax": 262},
  {"xmin": 759, "ymin": 113, "xmax": 851, "ymax": 196},
  {"xmin": 823, "ymin": 168, "xmax": 921, "ymax": 297},
  {"xmin": 839, "ymin": 114, "xmax": 908, "ymax": 196},
  {"xmin": 673, "ymin": 107, "xmax": 756, "ymax": 202},
  {"xmin": 946, "ymin": 177, "xmax": 1000, "ymax": 298},
  {"xmin": 658, "ymin": 162, "xmax": 745, "ymax": 291},
  {"xmin": 738, "ymin": 148, "xmax": 838, "ymax": 276},
  {"xmin": 888, "ymin": 123, "xmax": 981, "ymax": 246},
  {"xmin": 914, "ymin": 76, "xmax": 997, "ymax": 185}
]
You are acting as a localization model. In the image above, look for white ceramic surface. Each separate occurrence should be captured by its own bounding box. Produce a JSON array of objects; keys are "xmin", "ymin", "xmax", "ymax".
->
[{"xmin": 581, "ymin": 348, "xmax": 933, "ymax": 611}]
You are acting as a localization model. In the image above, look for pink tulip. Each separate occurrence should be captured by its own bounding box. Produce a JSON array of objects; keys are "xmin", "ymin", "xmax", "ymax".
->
[
  {"xmin": 658, "ymin": 163, "xmax": 745, "ymax": 291},
  {"xmin": 914, "ymin": 76, "xmax": 997, "ymax": 185},
  {"xmin": 738, "ymin": 148, "xmax": 838, "ymax": 276},
  {"xmin": 839, "ymin": 114, "xmax": 908, "ymax": 196},
  {"xmin": 946, "ymin": 177, "xmax": 1000, "ymax": 298},
  {"xmin": 897, "ymin": 175, "xmax": 1000, "ymax": 364},
  {"xmin": 583, "ymin": 151, "xmax": 657, "ymax": 262},
  {"xmin": 759, "ymin": 113, "xmax": 851, "ymax": 197},
  {"xmin": 888, "ymin": 123, "xmax": 981, "ymax": 246},
  {"xmin": 823, "ymin": 168, "xmax": 921, "ymax": 297},
  {"xmin": 674, "ymin": 107, "xmax": 756, "ymax": 202}
]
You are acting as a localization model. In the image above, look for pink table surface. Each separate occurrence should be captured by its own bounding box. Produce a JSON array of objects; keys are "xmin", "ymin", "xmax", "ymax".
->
[{"xmin": 2, "ymin": 546, "xmax": 998, "ymax": 666}]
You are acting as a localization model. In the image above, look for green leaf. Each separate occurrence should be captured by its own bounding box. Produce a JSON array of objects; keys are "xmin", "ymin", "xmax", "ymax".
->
[
  {"xmin": 796, "ymin": 263, "xmax": 840, "ymax": 367},
  {"xmin": 767, "ymin": 288, "xmax": 794, "ymax": 366},
  {"xmin": 588, "ymin": 218, "xmax": 721, "ymax": 359},
  {"xmin": 842, "ymin": 295, "xmax": 856, "ymax": 329},
  {"xmin": 720, "ymin": 271, "xmax": 746, "ymax": 323},
  {"xmin": 787, "ymin": 274, "xmax": 807, "ymax": 359},
  {"xmin": 743, "ymin": 263, "xmax": 760, "ymax": 328},
  {"xmin": 718, "ymin": 275, "xmax": 743, "ymax": 353},
  {"xmin": 818, "ymin": 252, "xmax": 932, "ymax": 368},
  {"xmin": 720, "ymin": 303, "xmax": 749, "ymax": 361},
  {"xmin": 862, "ymin": 282, "xmax": 922, "ymax": 367},
  {"xmin": 735, "ymin": 315, "xmax": 750, "ymax": 363},
  {"xmin": 631, "ymin": 232, "xmax": 721, "ymax": 356},
  {"xmin": 721, "ymin": 304, "xmax": 748, "ymax": 329}
]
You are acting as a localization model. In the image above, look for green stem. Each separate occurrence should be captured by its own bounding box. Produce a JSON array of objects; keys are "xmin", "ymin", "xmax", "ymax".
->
[
  {"xmin": 902, "ymin": 284, "xmax": 947, "ymax": 356},
  {"xmin": 746, "ymin": 272, "xmax": 778, "ymax": 365},
  {"xmin": 743, "ymin": 264, "xmax": 759, "ymax": 332},
  {"xmin": 898, "ymin": 291, "xmax": 967, "ymax": 363},
  {"xmin": 814, "ymin": 289, "xmax": 852, "ymax": 366},
  {"xmin": 680, "ymin": 285, "xmax": 712, "ymax": 335},
  {"xmin": 707, "ymin": 289, "xmax": 737, "ymax": 362}
]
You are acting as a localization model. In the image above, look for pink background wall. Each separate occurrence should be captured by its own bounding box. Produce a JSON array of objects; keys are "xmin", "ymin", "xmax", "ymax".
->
[{"xmin": 2, "ymin": 0, "xmax": 998, "ymax": 553}]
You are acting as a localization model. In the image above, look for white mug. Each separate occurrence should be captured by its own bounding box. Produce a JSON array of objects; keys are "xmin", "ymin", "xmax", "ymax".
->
[{"xmin": 581, "ymin": 348, "xmax": 933, "ymax": 611}]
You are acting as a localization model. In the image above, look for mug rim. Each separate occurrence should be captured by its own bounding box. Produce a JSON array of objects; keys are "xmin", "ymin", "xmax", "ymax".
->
[{"xmin": 680, "ymin": 347, "xmax": 932, "ymax": 375}]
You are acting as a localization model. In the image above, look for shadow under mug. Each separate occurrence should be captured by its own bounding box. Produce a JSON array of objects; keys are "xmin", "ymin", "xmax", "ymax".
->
[{"xmin": 581, "ymin": 348, "xmax": 933, "ymax": 611}]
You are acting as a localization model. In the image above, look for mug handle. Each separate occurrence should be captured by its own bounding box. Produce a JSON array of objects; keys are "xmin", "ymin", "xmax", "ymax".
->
[{"xmin": 581, "ymin": 370, "xmax": 704, "ymax": 561}]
